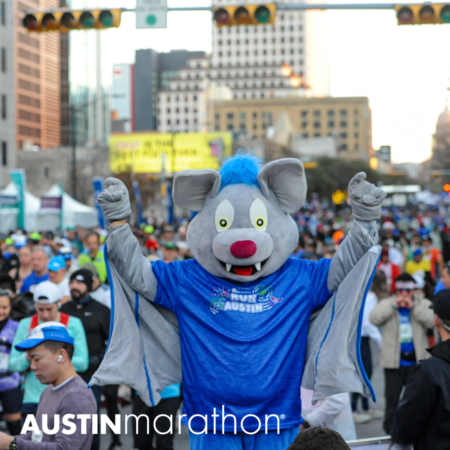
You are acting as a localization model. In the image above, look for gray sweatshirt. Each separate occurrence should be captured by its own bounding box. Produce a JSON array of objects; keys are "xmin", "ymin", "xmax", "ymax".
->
[{"xmin": 17, "ymin": 376, "xmax": 97, "ymax": 450}]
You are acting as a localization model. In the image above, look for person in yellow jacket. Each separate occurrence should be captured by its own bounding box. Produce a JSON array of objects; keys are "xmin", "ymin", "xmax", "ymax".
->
[{"xmin": 78, "ymin": 232, "xmax": 107, "ymax": 283}]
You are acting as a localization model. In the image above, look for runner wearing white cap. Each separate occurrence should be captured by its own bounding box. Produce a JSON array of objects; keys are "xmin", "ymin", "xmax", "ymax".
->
[{"xmin": 9, "ymin": 281, "xmax": 89, "ymax": 418}]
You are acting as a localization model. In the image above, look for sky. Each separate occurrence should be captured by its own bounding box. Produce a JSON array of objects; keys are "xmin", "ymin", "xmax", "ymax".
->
[{"xmin": 92, "ymin": 0, "xmax": 450, "ymax": 164}]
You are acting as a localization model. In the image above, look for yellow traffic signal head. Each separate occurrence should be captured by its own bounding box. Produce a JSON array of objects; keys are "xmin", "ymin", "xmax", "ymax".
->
[
  {"xmin": 395, "ymin": 4, "xmax": 450, "ymax": 25},
  {"xmin": 22, "ymin": 8, "xmax": 122, "ymax": 32},
  {"xmin": 213, "ymin": 4, "xmax": 276, "ymax": 27}
]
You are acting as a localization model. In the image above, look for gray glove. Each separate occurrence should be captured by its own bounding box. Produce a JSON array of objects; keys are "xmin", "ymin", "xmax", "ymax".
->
[
  {"xmin": 348, "ymin": 172, "xmax": 386, "ymax": 222},
  {"xmin": 97, "ymin": 177, "xmax": 131, "ymax": 223}
]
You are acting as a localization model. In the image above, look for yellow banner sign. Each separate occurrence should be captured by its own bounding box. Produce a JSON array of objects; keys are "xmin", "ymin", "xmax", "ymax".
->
[{"xmin": 109, "ymin": 132, "xmax": 233, "ymax": 174}]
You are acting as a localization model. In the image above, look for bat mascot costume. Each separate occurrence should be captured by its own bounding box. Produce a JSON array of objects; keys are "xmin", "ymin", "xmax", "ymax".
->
[{"xmin": 93, "ymin": 152, "xmax": 386, "ymax": 450}]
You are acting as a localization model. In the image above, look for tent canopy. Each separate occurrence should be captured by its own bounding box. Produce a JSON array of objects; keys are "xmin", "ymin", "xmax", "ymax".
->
[
  {"xmin": 0, "ymin": 182, "xmax": 40, "ymax": 232},
  {"xmin": 41, "ymin": 185, "xmax": 99, "ymax": 230}
]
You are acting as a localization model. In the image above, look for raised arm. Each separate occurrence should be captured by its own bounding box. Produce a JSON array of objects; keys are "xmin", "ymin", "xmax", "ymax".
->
[
  {"xmin": 327, "ymin": 172, "xmax": 386, "ymax": 293},
  {"xmin": 98, "ymin": 178, "xmax": 158, "ymax": 301}
]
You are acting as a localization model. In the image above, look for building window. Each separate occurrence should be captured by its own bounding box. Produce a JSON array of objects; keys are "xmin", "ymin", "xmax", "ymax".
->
[
  {"xmin": 340, "ymin": 121, "xmax": 347, "ymax": 128},
  {"xmin": 1, "ymin": 142, "xmax": 6, "ymax": 167},
  {"xmin": 253, "ymin": 112, "xmax": 257, "ymax": 119},
  {"xmin": 166, "ymin": 108, "xmax": 170, "ymax": 113},
  {"xmin": 340, "ymin": 109, "xmax": 347, "ymax": 117},
  {"xmin": 341, "ymin": 133, "xmax": 347, "ymax": 139},
  {"xmin": 328, "ymin": 110, "xmax": 335, "ymax": 117},
  {"xmin": 167, "ymin": 119, "xmax": 171, "ymax": 125},
  {"xmin": 354, "ymin": 144, "xmax": 359, "ymax": 150},
  {"xmin": 314, "ymin": 133, "xmax": 321, "ymax": 137},
  {"xmin": 1, "ymin": 48, "xmax": 5, "ymax": 73},
  {"xmin": 328, "ymin": 121, "xmax": 334, "ymax": 128},
  {"xmin": 239, "ymin": 112, "xmax": 246, "ymax": 121},
  {"xmin": 215, "ymin": 113, "xmax": 220, "ymax": 121},
  {"xmin": 354, "ymin": 121, "xmax": 359, "ymax": 127},
  {"xmin": 301, "ymin": 111, "xmax": 308, "ymax": 118},
  {"xmin": 1, "ymin": 2, "xmax": 5, "ymax": 26},
  {"xmin": 227, "ymin": 124, "xmax": 234, "ymax": 131},
  {"xmin": 302, "ymin": 122, "xmax": 308, "ymax": 129},
  {"xmin": 313, "ymin": 122, "xmax": 320, "ymax": 129},
  {"xmin": 354, "ymin": 109, "xmax": 359, "ymax": 116},
  {"xmin": 303, "ymin": 133, "xmax": 309, "ymax": 138},
  {"xmin": 1, "ymin": 95, "xmax": 5, "ymax": 119},
  {"xmin": 314, "ymin": 111, "xmax": 320, "ymax": 117},
  {"xmin": 215, "ymin": 125, "xmax": 220, "ymax": 131},
  {"xmin": 240, "ymin": 123, "xmax": 246, "ymax": 130},
  {"xmin": 354, "ymin": 132, "xmax": 359, "ymax": 138},
  {"xmin": 341, "ymin": 144, "xmax": 348, "ymax": 150},
  {"xmin": 185, "ymin": 119, "xmax": 189, "ymax": 125}
]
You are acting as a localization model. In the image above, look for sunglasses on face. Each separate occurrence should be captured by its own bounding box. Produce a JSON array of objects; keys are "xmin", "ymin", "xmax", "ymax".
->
[{"xmin": 396, "ymin": 289, "xmax": 412, "ymax": 294}]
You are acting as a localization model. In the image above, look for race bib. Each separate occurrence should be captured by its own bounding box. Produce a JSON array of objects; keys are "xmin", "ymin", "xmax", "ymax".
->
[
  {"xmin": 0, "ymin": 353, "xmax": 9, "ymax": 371},
  {"xmin": 31, "ymin": 430, "xmax": 43, "ymax": 443},
  {"xmin": 400, "ymin": 322, "xmax": 413, "ymax": 343}
]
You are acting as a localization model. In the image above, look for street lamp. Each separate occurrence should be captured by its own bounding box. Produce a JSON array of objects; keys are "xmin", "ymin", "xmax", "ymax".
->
[
  {"xmin": 281, "ymin": 62, "xmax": 293, "ymax": 77},
  {"xmin": 290, "ymin": 74, "xmax": 302, "ymax": 88}
]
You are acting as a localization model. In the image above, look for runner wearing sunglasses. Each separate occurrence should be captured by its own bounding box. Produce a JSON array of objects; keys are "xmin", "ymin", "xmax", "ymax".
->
[{"xmin": 369, "ymin": 273, "xmax": 435, "ymax": 434}]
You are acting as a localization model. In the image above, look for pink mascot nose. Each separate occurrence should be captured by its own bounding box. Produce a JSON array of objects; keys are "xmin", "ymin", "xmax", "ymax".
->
[{"xmin": 230, "ymin": 241, "xmax": 257, "ymax": 259}]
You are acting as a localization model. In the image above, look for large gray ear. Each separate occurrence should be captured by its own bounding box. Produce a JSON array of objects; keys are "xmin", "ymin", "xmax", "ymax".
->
[
  {"xmin": 257, "ymin": 159, "xmax": 307, "ymax": 214},
  {"xmin": 173, "ymin": 169, "xmax": 221, "ymax": 212}
]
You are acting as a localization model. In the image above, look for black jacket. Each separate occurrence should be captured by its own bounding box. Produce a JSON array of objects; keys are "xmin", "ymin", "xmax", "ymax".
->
[
  {"xmin": 391, "ymin": 340, "xmax": 450, "ymax": 450},
  {"xmin": 61, "ymin": 297, "xmax": 110, "ymax": 383}
]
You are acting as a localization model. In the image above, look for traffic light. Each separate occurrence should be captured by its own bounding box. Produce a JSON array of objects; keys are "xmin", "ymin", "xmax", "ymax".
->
[
  {"xmin": 213, "ymin": 4, "xmax": 276, "ymax": 27},
  {"xmin": 395, "ymin": 4, "xmax": 450, "ymax": 25},
  {"xmin": 22, "ymin": 8, "xmax": 122, "ymax": 32}
]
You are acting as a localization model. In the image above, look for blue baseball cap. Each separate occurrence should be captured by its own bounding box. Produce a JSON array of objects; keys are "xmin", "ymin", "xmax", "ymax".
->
[
  {"xmin": 47, "ymin": 256, "xmax": 66, "ymax": 272},
  {"xmin": 413, "ymin": 249, "xmax": 423, "ymax": 257},
  {"xmin": 15, "ymin": 323, "xmax": 74, "ymax": 351}
]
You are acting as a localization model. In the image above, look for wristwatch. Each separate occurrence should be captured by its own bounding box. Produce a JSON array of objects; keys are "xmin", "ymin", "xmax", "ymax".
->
[{"xmin": 9, "ymin": 438, "xmax": 18, "ymax": 450}]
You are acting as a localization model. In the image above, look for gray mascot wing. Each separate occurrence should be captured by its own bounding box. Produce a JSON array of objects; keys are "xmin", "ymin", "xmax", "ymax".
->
[
  {"xmin": 302, "ymin": 245, "xmax": 381, "ymax": 403},
  {"xmin": 90, "ymin": 225, "xmax": 182, "ymax": 407}
]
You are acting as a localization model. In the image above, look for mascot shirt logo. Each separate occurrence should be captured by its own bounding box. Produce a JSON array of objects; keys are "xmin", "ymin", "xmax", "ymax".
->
[{"xmin": 209, "ymin": 285, "xmax": 283, "ymax": 315}]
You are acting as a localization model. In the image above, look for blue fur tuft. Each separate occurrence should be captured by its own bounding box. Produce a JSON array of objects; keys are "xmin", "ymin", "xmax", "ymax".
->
[{"xmin": 219, "ymin": 150, "xmax": 263, "ymax": 190}]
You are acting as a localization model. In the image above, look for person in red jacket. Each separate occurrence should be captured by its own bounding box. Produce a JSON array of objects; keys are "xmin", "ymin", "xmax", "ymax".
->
[{"xmin": 377, "ymin": 249, "xmax": 401, "ymax": 293}]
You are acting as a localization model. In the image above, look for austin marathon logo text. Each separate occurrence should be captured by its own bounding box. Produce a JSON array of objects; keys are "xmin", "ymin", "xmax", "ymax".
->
[{"xmin": 21, "ymin": 406, "xmax": 285, "ymax": 435}]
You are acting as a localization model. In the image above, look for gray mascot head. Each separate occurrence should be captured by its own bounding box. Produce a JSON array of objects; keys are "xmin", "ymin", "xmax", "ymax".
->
[{"xmin": 173, "ymin": 153, "xmax": 306, "ymax": 283}]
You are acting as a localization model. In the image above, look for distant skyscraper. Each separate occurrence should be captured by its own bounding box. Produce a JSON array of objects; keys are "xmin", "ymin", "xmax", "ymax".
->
[
  {"xmin": 112, "ymin": 64, "xmax": 135, "ymax": 133},
  {"xmin": 0, "ymin": 0, "xmax": 16, "ymax": 183},
  {"xmin": 14, "ymin": 0, "xmax": 61, "ymax": 151},
  {"xmin": 211, "ymin": 0, "xmax": 329, "ymax": 97},
  {"xmin": 134, "ymin": 49, "xmax": 207, "ymax": 131}
]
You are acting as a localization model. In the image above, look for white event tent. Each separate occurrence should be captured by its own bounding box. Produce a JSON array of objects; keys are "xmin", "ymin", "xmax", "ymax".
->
[{"xmin": 40, "ymin": 185, "xmax": 99, "ymax": 230}]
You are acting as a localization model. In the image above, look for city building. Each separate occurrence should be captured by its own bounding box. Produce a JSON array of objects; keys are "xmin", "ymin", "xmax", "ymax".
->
[
  {"xmin": 0, "ymin": 0, "xmax": 16, "ymax": 183},
  {"xmin": 14, "ymin": 0, "xmax": 61, "ymax": 151},
  {"xmin": 112, "ymin": 64, "xmax": 135, "ymax": 133},
  {"xmin": 133, "ymin": 49, "xmax": 207, "ymax": 131},
  {"xmin": 157, "ymin": 56, "xmax": 211, "ymax": 133},
  {"xmin": 430, "ymin": 101, "xmax": 450, "ymax": 168},
  {"xmin": 212, "ymin": 96, "xmax": 372, "ymax": 160},
  {"xmin": 211, "ymin": 0, "xmax": 329, "ymax": 98},
  {"xmin": 156, "ymin": 1, "xmax": 330, "ymax": 135}
]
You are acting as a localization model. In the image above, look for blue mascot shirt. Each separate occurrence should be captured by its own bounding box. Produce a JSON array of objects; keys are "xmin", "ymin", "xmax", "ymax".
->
[{"xmin": 151, "ymin": 257, "xmax": 332, "ymax": 432}]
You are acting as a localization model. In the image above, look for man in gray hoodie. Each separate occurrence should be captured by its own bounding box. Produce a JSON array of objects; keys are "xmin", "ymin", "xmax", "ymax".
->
[{"xmin": 0, "ymin": 323, "xmax": 96, "ymax": 450}]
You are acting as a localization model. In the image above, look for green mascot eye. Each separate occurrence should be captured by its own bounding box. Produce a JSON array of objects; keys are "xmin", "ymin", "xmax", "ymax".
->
[
  {"xmin": 215, "ymin": 200, "xmax": 235, "ymax": 233},
  {"xmin": 219, "ymin": 218, "xmax": 229, "ymax": 229},
  {"xmin": 255, "ymin": 217, "xmax": 265, "ymax": 229}
]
